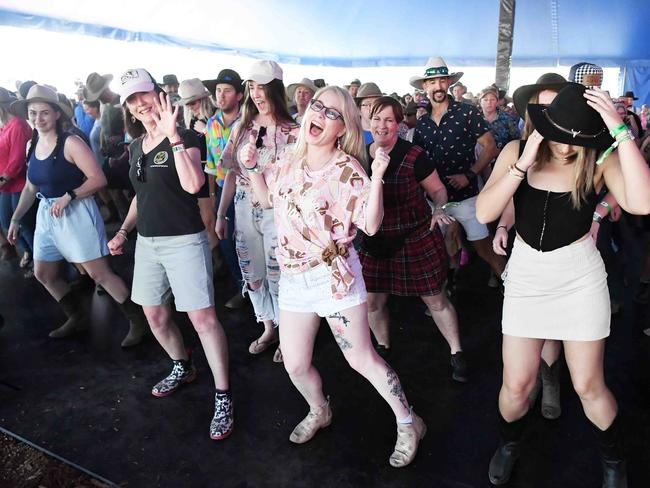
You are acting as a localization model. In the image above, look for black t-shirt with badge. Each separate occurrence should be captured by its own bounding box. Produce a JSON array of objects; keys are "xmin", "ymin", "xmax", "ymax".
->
[{"xmin": 129, "ymin": 129, "xmax": 204, "ymax": 237}]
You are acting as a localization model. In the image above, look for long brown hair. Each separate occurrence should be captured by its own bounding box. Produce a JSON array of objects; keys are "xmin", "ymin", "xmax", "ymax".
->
[{"xmin": 234, "ymin": 79, "xmax": 294, "ymax": 147}]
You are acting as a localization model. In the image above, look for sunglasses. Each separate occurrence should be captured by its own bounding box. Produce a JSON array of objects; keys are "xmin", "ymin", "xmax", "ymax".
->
[
  {"xmin": 309, "ymin": 99, "xmax": 343, "ymax": 121},
  {"xmin": 136, "ymin": 154, "xmax": 146, "ymax": 182},
  {"xmin": 256, "ymin": 126, "xmax": 267, "ymax": 149}
]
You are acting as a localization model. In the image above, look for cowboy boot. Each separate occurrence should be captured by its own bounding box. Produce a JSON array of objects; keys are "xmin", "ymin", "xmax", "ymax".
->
[
  {"xmin": 117, "ymin": 298, "xmax": 149, "ymax": 347},
  {"xmin": 591, "ymin": 414, "xmax": 628, "ymax": 488},
  {"xmin": 540, "ymin": 359, "xmax": 561, "ymax": 420},
  {"xmin": 488, "ymin": 410, "xmax": 530, "ymax": 485},
  {"xmin": 49, "ymin": 288, "xmax": 87, "ymax": 338}
]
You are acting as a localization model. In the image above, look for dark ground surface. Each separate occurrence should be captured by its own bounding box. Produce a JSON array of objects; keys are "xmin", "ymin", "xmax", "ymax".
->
[{"xmin": 1, "ymin": 231, "xmax": 649, "ymax": 488}]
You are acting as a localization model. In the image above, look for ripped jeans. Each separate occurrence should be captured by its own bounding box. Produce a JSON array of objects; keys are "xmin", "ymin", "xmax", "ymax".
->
[{"xmin": 234, "ymin": 188, "xmax": 280, "ymax": 325}]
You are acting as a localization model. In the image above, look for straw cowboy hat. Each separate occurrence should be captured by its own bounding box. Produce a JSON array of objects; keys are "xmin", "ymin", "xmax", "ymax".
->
[
  {"xmin": 409, "ymin": 57, "xmax": 463, "ymax": 90},
  {"xmin": 178, "ymin": 78, "xmax": 210, "ymax": 105},
  {"xmin": 354, "ymin": 82, "xmax": 383, "ymax": 102},
  {"xmin": 287, "ymin": 78, "xmax": 319, "ymax": 100},
  {"xmin": 10, "ymin": 84, "xmax": 73, "ymax": 119},
  {"xmin": 83, "ymin": 72, "xmax": 113, "ymax": 102}
]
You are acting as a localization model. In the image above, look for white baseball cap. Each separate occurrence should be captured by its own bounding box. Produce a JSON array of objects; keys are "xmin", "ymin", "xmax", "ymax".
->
[
  {"xmin": 244, "ymin": 60, "xmax": 283, "ymax": 85},
  {"xmin": 117, "ymin": 68, "xmax": 156, "ymax": 103}
]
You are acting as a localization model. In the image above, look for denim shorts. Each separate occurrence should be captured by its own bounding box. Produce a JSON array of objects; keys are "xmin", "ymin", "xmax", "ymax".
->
[
  {"xmin": 444, "ymin": 195, "xmax": 489, "ymax": 242},
  {"xmin": 132, "ymin": 231, "xmax": 214, "ymax": 312},
  {"xmin": 278, "ymin": 249, "xmax": 367, "ymax": 317},
  {"xmin": 34, "ymin": 194, "xmax": 108, "ymax": 263}
]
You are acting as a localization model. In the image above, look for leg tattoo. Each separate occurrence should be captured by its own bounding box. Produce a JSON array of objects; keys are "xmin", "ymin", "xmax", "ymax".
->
[
  {"xmin": 333, "ymin": 326, "xmax": 353, "ymax": 351},
  {"xmin": 328, "ymin": 312, "xmax": 351, "ymax": 328},
  {"xmin": 385, "ymin": 361, "xmax": 408, "ymax": 410}
]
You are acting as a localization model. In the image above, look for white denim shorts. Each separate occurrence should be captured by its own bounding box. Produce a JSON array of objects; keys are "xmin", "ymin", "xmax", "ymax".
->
[
  {"xmin": 132, "ymin": 231, "xmax": 214, "ymax": 312},
  {"xmin": 278, "ymin": 249, "xmax": 367, "ymax": 317}
]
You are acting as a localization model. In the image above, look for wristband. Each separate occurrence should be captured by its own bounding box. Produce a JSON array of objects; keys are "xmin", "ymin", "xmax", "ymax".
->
[
  {"xmin": 246, "ymin": 163, "xmax": 263, "ymax": 173},
  {"xmin": 592, "ymin": 212, "xmax": 603, "ymax": 224},
  {"xmin": 171, "ymin": 144, "xmax": 185, "ymax": 154},
  {"xmin": 609, "ymin": 123, "xmax": 628, "ymax": 138},
  {"xmin": 598, "ymin": 200, "xmax": 611, "ymax": 215},
  {"xmin": 508, "ymin": 165, "xmax": 525, "ymax": 179},
  {"xmin": 116, "ymin": 229, "xmax": 129, "ymax": 240},
  {"xmin": 170, "ymin": 139, "xmax": 184, "ymax": 147},
  {"xmin": 217, "ymin": 214, "xmax": 231, "ymax": 221},
  {"xmin": 513, "ymin": 162, "xmax": 527, "ymax": 175},
  {"xmin": 66, "ymin": 189, "xmax": 77, "ymax": 200},
  {"xmin": 497, "ymin": 225, "xmax": 508, "ymax": 231},
  {"xmin": 464, "ymin": 170, "xmax": 477, "ymax": 181},
  {"xmin": 371, "ymin": 177, "xmax": 384, "ymax": 184}
]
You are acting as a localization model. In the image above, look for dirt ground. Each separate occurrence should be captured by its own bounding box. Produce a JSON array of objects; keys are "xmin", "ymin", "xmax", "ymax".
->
[{"xmin": 0, "ymin": 432, "xmax": 114, "ymax": 488}]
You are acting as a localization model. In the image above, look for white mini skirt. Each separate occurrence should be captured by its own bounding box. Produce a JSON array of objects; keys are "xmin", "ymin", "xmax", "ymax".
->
[{"xmin": 502, "ymin": 236, "xmax": 610, "ymax": 341}]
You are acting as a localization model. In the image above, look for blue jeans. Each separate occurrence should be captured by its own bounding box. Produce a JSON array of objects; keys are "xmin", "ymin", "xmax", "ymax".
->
[
  {"xmin": 0, "ymin": 191, "xmax": 36, "ymax": 254},
  {"xmin": 215, "ymin": 184, "xmax": 243, "ymax": 285}
]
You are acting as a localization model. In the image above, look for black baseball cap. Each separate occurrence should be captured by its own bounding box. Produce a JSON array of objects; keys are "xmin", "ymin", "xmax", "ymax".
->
[{"xmin": 215, "ymin": 69, "xmax": 244, "ymax": 93}]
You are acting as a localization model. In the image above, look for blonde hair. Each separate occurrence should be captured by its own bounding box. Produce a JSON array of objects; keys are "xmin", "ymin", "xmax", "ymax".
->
[
  {"xmin": 183, "ymin": 96, "xmax": 216, "ymax": 129},
  {"xmin": 292, "ymin": 86, "xmax": 368, "ymax": 169}
]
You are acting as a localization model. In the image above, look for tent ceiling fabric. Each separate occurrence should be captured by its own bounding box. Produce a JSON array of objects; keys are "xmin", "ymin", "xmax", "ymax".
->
[{"xmin": 0, "ymin": 0, "xmax": 649, "ymax": 67}]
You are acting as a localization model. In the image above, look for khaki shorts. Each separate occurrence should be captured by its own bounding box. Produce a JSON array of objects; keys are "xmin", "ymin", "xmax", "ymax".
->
[{"xmin": 132, "ymin": 231, "xmax": 214, "ymax": 312}]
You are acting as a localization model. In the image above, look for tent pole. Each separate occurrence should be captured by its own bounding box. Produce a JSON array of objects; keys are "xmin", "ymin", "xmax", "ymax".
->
[{"xmin": 495, "ymin": 0, "xmax": 516, "ymax": 93}]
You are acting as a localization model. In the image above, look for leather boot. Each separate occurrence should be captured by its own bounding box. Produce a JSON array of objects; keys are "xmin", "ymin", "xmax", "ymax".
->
[
  {"xmin": 488, "ymin": 410, "xmax": 529, "ymax": 485},
  {"xmin": 592, "ymin": 414, "xmax": 628, "ymax": 488},
  {"xmin": 117, "ymin": 298, "xmax": 149, "ymax": 347},
  {"xmin": 540, "ymin": 359, "xmax": 561, "ymax": 420},
  {"xmin": 50, "ymin": 289, "xmax": 87, "ymax": 338}
]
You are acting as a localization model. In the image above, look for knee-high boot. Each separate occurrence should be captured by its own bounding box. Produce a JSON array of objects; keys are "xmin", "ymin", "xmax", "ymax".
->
[
  {"xmin": 591, "ymin": 413, "xmax": 627, "ymax": 488},
  {"xmin": 488, "ymin": 410, "xmax": 530, "ymax": 485}
]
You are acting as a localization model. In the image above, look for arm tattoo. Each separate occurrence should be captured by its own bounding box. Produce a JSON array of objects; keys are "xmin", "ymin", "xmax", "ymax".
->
[
  {"xmin": 385, "ymin": 361, "xmax": 408, "ymax": 410},
  {"xmin": 328, "ymin": 312, "xmax": 351, "ymax": 328}
]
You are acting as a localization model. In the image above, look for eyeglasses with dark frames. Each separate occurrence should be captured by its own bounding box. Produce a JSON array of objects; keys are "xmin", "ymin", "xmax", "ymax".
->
[
  {"xmin": 309, "ymin": 99, "xmax": 343, "ymax": 121},
  {"xmin": 136, "ymin": 154, "xmax": 146, "ymax": 182}
]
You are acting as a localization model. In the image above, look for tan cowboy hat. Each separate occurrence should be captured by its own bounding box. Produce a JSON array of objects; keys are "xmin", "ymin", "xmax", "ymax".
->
[
  {"xmin": 10, "ymin": 84, "xmax": 73, "ymax": 119},
  {"xmin": 286, "ymin": 78, "xmax": 318, "ymax": 100},
  {"xmin": 83, "ymin": 72, "xmax": 113, "ymax": 102},
  {"xmin": 354, "ymin": 82, "xmax": 383, "ymax": 102},
  {"xmin": 344, "ymin": 78, "xmax": 361, "ymax": 89},
  {"xmin": 409, "ymin": 57, "xmax": 463, "ymax": 90},
  {"xmin": 178, "ymin": 78, "xmax": 210, "ymax": 105}
]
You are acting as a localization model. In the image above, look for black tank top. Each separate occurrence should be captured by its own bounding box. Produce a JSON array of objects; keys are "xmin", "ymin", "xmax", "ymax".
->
[{"xmin": 513, "ymin": 141, "xmax": 598, "ymax": 252}]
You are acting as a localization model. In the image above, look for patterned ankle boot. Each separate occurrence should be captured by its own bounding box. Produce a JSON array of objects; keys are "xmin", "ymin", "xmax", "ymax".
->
[{"xmin": 210, "ymin": 390, "xmax": 234, "ymax": 440}]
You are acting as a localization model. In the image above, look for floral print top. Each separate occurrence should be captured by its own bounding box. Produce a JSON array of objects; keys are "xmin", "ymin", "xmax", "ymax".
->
[{"xmin": 268, "ymin": 148, "xmax": 371, "ymax": 299}]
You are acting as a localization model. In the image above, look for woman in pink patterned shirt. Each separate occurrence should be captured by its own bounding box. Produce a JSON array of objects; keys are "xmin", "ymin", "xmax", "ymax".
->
[{"xmin": 242, "ymin": 85, "xmax": 426, "ymax": 468}]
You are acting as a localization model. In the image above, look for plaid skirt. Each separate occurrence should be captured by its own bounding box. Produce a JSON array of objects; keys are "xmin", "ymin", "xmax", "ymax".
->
[{"xmin": 359, "ymin": 224, "xmax": 448, "ymax": 296}]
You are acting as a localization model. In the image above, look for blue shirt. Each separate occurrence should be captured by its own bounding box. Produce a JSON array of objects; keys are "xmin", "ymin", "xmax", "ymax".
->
[
  {"xmin": 413, "ymin": 98, "xmax": 489, "ymax": 202},
  {"xmin": 74, "ymin": 103, "xmax": 95, "ymax": 138}
]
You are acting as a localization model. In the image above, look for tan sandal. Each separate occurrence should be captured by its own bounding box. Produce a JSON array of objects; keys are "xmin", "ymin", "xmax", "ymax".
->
[
  {"xmin": 389, "ymin": 411, "xmax": 427, "ymax": 468},
  {"xmin": 289, "ymin": 398, "xmax": 332, "ymax": 444},
  {"xmin": 248, "ymin": 336, "xmax": 279, "ymax": 355}
]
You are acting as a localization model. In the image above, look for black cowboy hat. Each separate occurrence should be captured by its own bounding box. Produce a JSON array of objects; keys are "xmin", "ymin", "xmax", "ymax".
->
[
  {"xmin": 623, "ymin": 91, "xmax": 638, "ymax": 100},
  {"xmin": 513, "ymin": 73, "xmax": 568, "ymax": 118},
  {"xmin": 527, "ymin": 82, "xmax": 613, "ymax": 150}
]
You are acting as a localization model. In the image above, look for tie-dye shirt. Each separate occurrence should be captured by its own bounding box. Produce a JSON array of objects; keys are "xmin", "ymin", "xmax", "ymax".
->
[
  {"xmin": 268, "ymin": 148, "xmax": 371, "ymax": 298},
  {"xmin": 221, "ymin": 121, "xmax": 299, "ymax": 205},
  {"xmin": 205, "ymin": 109, "xmax": 239, "ymax": 187}
]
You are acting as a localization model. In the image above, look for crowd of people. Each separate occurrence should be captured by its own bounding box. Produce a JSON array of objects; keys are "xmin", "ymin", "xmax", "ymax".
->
[{"xmin": 2, "ymin": 56, "xmax": 650, "ymax": 486}]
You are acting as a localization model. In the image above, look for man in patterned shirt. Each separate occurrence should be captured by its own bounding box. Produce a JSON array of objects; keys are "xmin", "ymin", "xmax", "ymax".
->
[{"xmin": 207, "ymin": 69, "xmax": 245, "ymax": 308}]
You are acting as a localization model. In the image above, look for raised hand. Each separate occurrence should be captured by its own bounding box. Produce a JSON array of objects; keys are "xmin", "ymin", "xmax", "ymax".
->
[
  {"xmin": 151, "ymin": 91, "xmax": 180, "ymax": 140},
  {"xmin": 371, "ymin": 147, "xmax": 390, "ymax": 180},
  {"xmin": 518, "ymin": 130, "xmax": 544, "ymax": 171},
  {"xmin": 584, "ymin": 88, "xmax": 623, "ymax": 131},
  {"xmin": 240, "ymin": 132, "xmax": 259, "ymax": 170}
]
